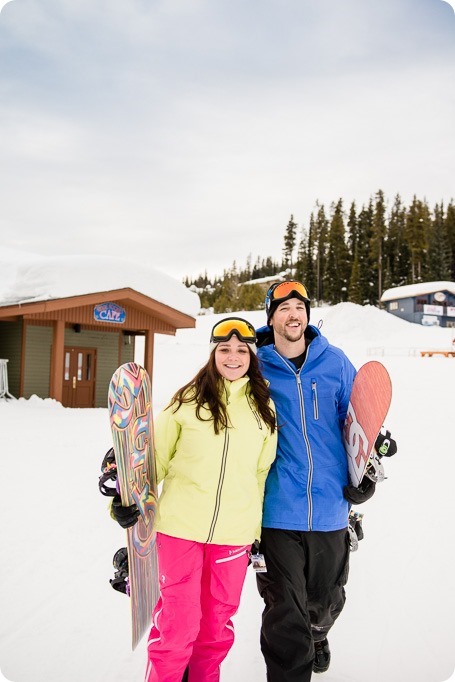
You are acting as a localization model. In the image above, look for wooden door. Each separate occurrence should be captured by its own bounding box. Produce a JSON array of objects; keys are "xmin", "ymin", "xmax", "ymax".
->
[{"xmin": 62, "ymin": 347, "xmax": 97, "ymax": 408}]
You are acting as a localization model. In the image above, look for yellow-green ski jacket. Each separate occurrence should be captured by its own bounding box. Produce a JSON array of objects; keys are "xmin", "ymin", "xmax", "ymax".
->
[{"xmin": 154, "ymin": 376, "xmax": 277, "ymax": 546}]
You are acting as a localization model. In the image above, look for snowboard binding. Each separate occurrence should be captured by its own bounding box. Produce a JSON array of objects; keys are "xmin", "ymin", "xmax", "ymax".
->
[
  {"xmin": 99, "ymin": 450, "xmax": 130, "ymax": 595},
  {"xmin": 348, "ymin": 510, "xmax": 364, "ymax": 552},
  {"xmin": 364, "ymin": 429, "xmax": 397, "ymax": 483},
  {"xmin": 99, "ymin": 448, "xmax": 118, "ymax": 497},
  {"xmin": 110, "ymin": 547, "xmax": 130, "ymax": 596}
]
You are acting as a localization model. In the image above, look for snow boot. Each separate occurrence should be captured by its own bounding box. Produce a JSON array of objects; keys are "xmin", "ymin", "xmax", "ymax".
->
[{"xmin": 313, "ymin": 638, "xmax": 331, "ymax": 673}]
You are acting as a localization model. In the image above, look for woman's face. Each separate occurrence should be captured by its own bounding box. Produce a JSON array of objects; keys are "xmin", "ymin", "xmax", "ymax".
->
[{"xmin": 214, "ymin": 335, "xmax": 251, "ymax": 381}]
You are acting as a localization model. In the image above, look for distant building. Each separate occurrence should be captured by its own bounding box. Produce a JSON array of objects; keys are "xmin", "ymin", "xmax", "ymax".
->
[
  {"xmin": 239, "ymin": 273, "xmax": 288, "ymax": 290},
  {"xmin": 380, "ymin": 281, "xmax": 455, "ymax": 328},
  {"xmin": 0, "ymin": 253, "xmax": 198, "ymax": 407}
]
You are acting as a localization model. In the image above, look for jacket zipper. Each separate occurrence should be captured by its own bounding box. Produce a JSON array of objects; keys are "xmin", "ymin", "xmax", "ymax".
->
[
  {"xmin": 273, "ymin": 347, "xmax": 314, "ymax": 530},
  {"xmin": 206, "ymin": 428, "xmax": 230, "ymax": 543},
  {"xmin": 311, "ymin": 379, "xmax": 319, "ymax": 420},
  {"xmin": 296, "ymin": 372, "xmax": 314, "ymax": 530},
  {"xmin": 246, "ymin": 393, "xmax": 263, "ymax": 429}
]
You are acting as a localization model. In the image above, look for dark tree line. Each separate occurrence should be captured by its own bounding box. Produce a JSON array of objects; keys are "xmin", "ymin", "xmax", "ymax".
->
[{"xmin": 185, "ymin": 191, "xmax": 455, "ymax": 312}]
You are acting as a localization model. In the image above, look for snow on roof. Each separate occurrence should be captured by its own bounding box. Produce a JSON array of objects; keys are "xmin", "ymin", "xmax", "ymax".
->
[
  {"xmin": 380, "ymin": 281, "xmax": 455, "ymax": 302},
  {"xmin": 0, "ymin": 247, "xmax": 200, "ymax": 318}
]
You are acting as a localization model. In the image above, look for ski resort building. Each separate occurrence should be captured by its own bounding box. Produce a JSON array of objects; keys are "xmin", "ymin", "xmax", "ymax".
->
[
  {"xmin": 0, "ymin": 252, "xmax": 199, "ymax": 408},
  {"xmin": 380, "ymin": 281, "xmax": 455, "ymax": 328}
]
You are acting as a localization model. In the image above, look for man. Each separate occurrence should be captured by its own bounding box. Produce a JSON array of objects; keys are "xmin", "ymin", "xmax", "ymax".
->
[{"xmin": 256, "ymin": 280, "xmax": 384, "ymax": 681}]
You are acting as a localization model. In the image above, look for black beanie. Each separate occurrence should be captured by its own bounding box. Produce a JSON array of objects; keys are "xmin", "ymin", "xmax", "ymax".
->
[{"xmin": 267, "ymin": 290, "xmax": 311, "ymax": 325}]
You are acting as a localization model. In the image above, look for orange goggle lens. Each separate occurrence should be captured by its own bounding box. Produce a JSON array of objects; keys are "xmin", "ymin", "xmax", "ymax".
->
[
  {"xmin": 210, "ymin": 317, "xmax": 256, "ymax": 344},
  {"xmin": 270, "ymin": 281, "xmax": 309, "ymax": 302}
]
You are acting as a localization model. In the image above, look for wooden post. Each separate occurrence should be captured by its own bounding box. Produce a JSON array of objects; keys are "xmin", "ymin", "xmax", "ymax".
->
[
  {"xmin": 50, "ymin": 320, "xmax": 65, "ymax": 403},
  {"xmin": 144, "ymin": 329, "xmax": 154, "ymax": 383},
  {"xmin": 19, "ymin": 320, "xmax": 27, "ymax": 397}
]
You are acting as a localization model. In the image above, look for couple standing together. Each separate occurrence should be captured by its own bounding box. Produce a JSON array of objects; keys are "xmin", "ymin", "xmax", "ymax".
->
[{"xmin": 112, "ymin": 280, "xmax": 380, "ymax": 681}]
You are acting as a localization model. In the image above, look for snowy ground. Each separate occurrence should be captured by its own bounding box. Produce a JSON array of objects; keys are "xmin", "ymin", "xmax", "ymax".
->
[{"xmin": 1, "ymin": 304, "xmax": 454, "ymax": 682}]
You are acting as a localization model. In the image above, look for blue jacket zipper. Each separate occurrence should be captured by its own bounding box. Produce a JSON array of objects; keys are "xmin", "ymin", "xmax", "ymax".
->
[{"xmin": 311, "ymin": 379, "xmax": 319, "ymax": 420}]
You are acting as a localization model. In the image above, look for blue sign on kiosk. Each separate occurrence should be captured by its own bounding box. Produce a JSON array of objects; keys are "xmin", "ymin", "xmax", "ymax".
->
[{"xmin": 94, "ymin": 302, "xmax": 126, "ymax": 324}]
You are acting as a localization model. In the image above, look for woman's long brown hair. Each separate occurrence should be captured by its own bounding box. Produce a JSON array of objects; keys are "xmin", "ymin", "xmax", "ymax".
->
[{"xmin": 168, "ymin": 348, "xmax": 276, "ymax": 435}]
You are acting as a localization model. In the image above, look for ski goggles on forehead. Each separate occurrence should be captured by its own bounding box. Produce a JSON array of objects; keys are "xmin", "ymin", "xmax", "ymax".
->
[
  {"xmin": 266, "ymin": 281, "xmax": 310, "ymax": 306},
  {"xmin": 210, "ymin": 317, "xmax": 257, "ymax": 344}
]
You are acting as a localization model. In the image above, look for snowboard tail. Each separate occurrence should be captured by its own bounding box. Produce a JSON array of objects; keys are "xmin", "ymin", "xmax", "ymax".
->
[
  {"xmin": 343, "ymin": 361, "xmax": 392, "ymax": 488},
  {"xmin": 108, "ymin": 362, "xmax": 160, "ymax": 650}
]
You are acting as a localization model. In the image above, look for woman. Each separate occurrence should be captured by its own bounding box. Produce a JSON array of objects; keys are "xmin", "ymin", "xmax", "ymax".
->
[{"xmin": 113, "ymin": 316, "xmax": 277, "ymax": 682}]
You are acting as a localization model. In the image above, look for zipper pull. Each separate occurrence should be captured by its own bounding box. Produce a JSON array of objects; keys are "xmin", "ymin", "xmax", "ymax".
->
[{"xmin": 311, "ymin": 379, "xmax": 319, "ymax": 420}]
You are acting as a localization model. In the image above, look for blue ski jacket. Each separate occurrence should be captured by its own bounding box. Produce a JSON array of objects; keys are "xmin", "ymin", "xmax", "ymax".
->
[{"xmin": 257, "ymin": 323, "xmax": 356, "ymax": 532}]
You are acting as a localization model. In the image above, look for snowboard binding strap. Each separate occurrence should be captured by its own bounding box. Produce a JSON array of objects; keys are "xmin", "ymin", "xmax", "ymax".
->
[
  {"xmin": 110, "ymin": 547, "xmax": 130, "ymax": 596},
  {"xmin": 364, "ymin": 452, "xmax": 385, "ymax": 483},
  {"xmin": 99, "ymin": 448, "xmax": 119, "ymax": 497},
  {"xmin": 348, "ymin": 510, "xmax": 364, "ymax": 552}
]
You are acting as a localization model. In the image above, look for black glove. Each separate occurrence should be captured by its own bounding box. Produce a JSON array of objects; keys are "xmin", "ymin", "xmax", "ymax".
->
[
  {"xmin": 111, "ymin": 494, "xmax": 140, "ymax": 529},
  {"xmin": 343, "ymin": 476, "xmax": 376, "ymax": 505},
  {"xmin": 375, "ymin": 430, "xmax": 397, "ymax": 457},
  {"xmin": 248, "ymin": 539, "xmax": 261, "ymax": 566}
]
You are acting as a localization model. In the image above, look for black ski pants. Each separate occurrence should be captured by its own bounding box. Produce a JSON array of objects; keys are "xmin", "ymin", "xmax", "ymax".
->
[{"xmin": 256, "ymin": 527, "xmax": 350, "ymax": 682}]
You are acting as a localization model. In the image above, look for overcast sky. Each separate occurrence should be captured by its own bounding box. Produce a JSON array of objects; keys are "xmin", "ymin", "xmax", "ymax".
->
[{"xmin": 0, "ymin": 0, "xmax": 454, "ymax": 281}]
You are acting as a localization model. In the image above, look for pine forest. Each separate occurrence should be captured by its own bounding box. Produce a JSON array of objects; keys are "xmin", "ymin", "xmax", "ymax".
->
[{"xmin": 184, "ymin": 191, "xmax": 455, "ymax": 313}]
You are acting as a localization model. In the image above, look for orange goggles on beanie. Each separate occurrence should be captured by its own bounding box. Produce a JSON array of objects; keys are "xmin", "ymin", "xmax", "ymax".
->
[{"xmin": 265, "ymin": 281, "xmax": 311, "ymax": 324}]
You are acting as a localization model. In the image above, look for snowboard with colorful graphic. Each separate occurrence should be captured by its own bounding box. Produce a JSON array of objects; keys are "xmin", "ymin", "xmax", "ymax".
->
[
  {"xmin": 108, "ymin": 362, "xmax": 160, "ymax": 650},
  {"xmin": 343, "ymin": 361, "xmax": 392, "ymax": 488}
]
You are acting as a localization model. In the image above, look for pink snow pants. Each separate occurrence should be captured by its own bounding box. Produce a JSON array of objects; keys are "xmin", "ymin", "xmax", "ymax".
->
[{"xmin": 145, "ymin": 533, "xmax": 251, "ymax": 682}]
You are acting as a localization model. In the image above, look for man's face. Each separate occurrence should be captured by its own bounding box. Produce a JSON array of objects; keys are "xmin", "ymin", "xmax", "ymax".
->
[{"xmin": 271, "ymin": 297, "xmax": 308, "ymax": 343}]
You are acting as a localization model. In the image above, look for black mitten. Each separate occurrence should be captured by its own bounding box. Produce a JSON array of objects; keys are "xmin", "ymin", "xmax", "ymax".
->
[
  {"xmin": 111, "ymin": 494, "xmax": 140, "ymax": 529},
  {"xmin": 343, "ymin": 476, "xmax": 376, "ymax": 505}
]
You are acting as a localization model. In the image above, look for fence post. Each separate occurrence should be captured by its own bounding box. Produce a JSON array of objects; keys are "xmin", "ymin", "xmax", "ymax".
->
[{"xmin": 0, "ymin": 359, "xmax": 15, "ymax": 399}]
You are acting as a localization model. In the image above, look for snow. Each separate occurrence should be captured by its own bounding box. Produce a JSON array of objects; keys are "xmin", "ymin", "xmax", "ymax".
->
[
  {"xmin": 380, "ymin": 281, "xmax": 455, "ymax": 302},
  {"xmin": 1, "ymin": 303, "xmax": 455, "ymax": 682},
  {"xmin": 0, "ymin": 248, "xmax": 200, "ymax": 317}
]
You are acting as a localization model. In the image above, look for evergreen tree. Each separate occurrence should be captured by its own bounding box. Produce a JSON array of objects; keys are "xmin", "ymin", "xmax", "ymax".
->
[
  {"xmin": 213, "ymin": 266, "xmax": 239, "ymax": 313},
  {"xmin": 427, "ymin": 202, "xmax": 451, "ymax": 280},
  {"xmin": 324, "ymin": 199, "xmax": 350, "ymax": 303},
  {"xmin": 357, "ymin": 200, "xmax": 375, "ymax": 304},
  {"xmin": 346, "ymin": 202, "xmax": 361, "ymax": 301},
  {"xmin": 314, "ymin": 202, "xmax": 329, "ymax": 303},
  {"xmin": 294, "ymin": 225, "xmax": 306, "ymax": 284},
  {"xmin": 237, "ymin": 284, "xmax": 265, "ymax": 311},
  {"xmin": 348, "ymin": 246, "xmax": 363, "ymax": 304},
  {"xmin": 282, "ymin": 215, "xmax": 298, "ymax": 272},
  {"xmin": 386, "ymin": 194, "xmax": 410, "ymax": 287},
  {"xmin": 370, "ymin": 189, "xmax": 387, "ymax": 301},
  {"xmin": 347, "ymin": 201, "xmax": 359, "ymax": 259},
  {"xmin": 445, "ymin": 201, "xmax": 455, "ymax": 281},
  {"xmin": 242, "ymin": 253, "xmax": 253, "ymax": 283},
  {"xmin": 405, "ymin": 196, "xmax": 430, "ymax": 282},
  {"xmin": 252, "ymin": 256, "xmax": 262, "ymax": 279},
  {"xmin": 296, "ymin": 215, "xmax": 317, "ymax": 296}
]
